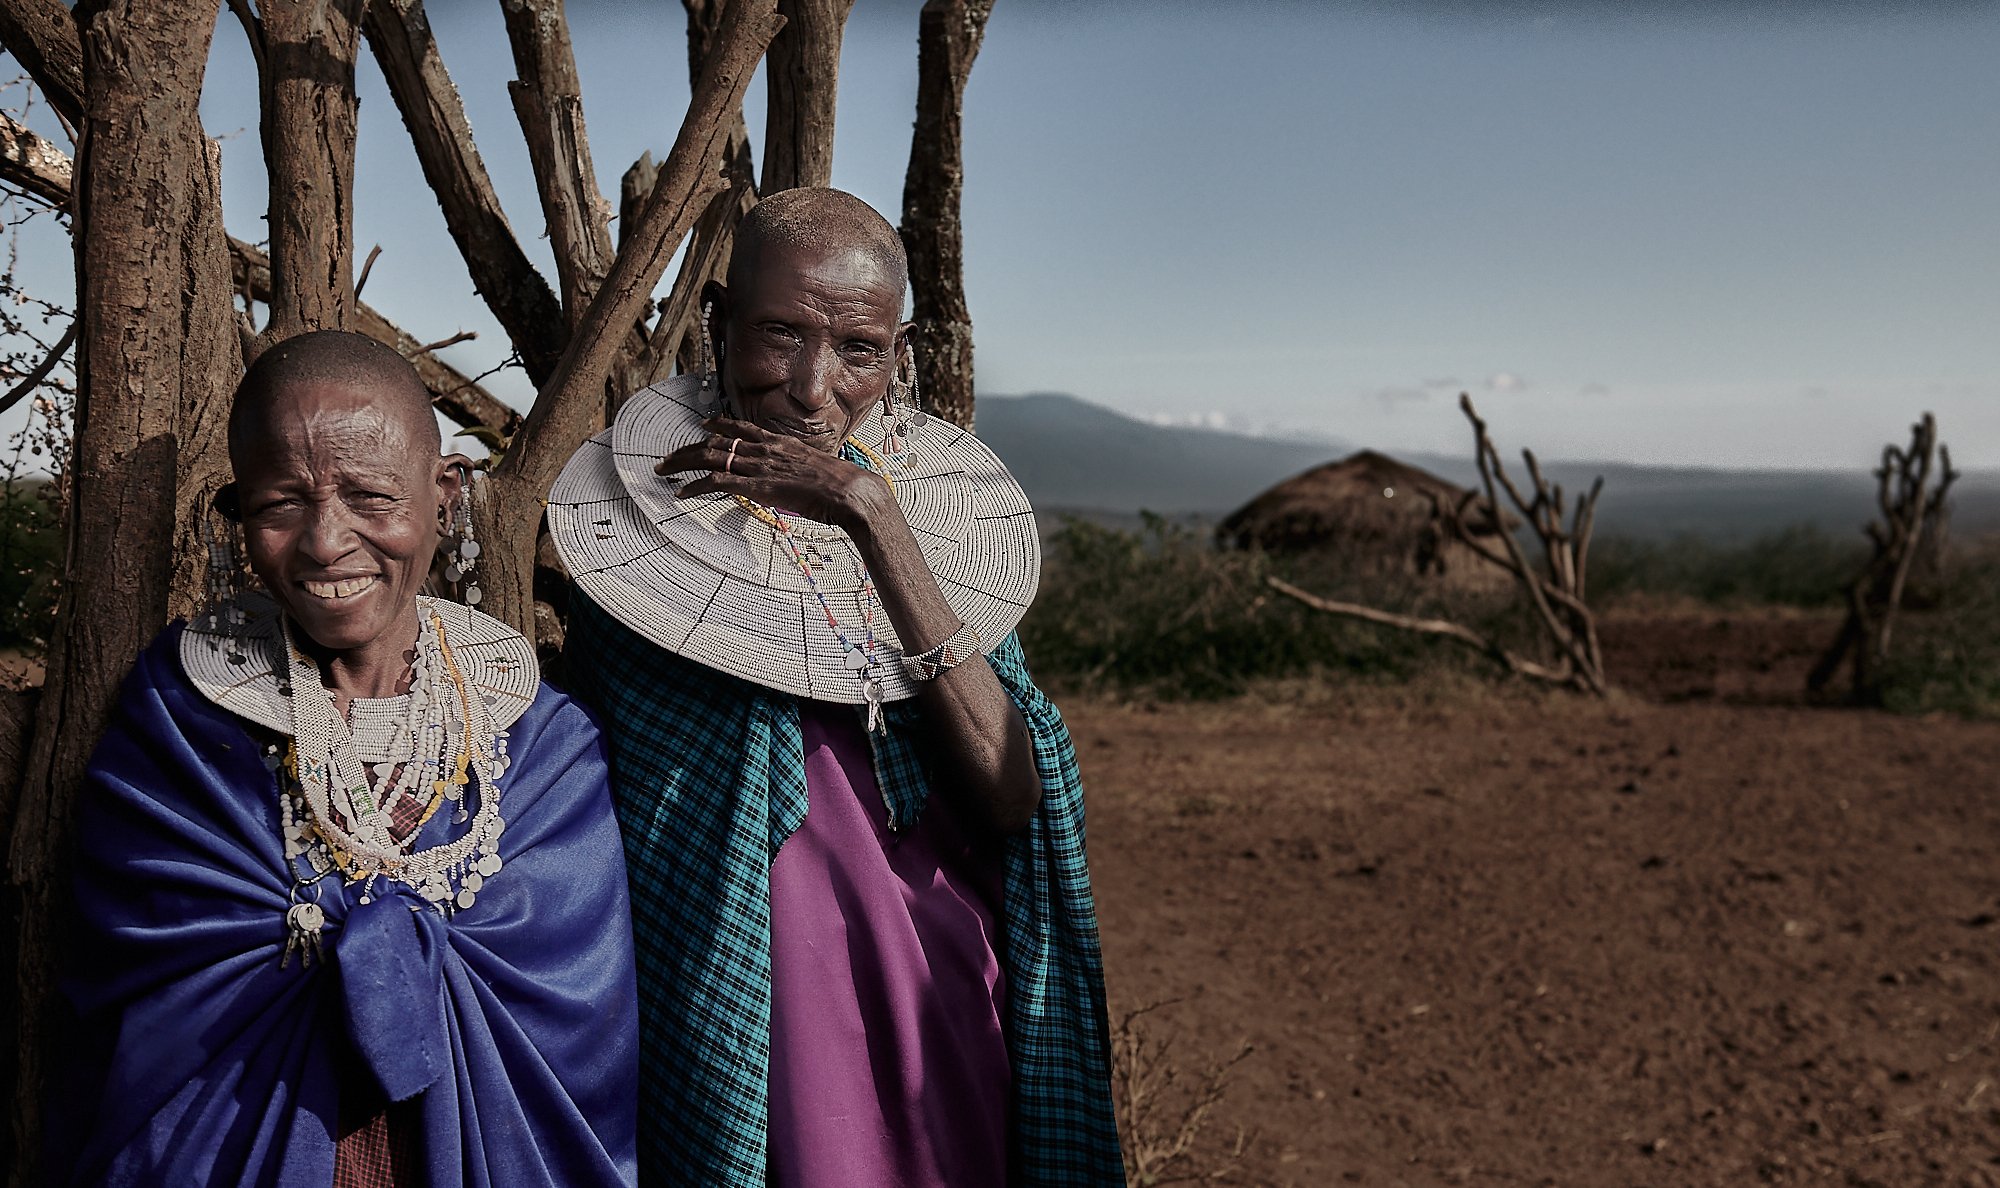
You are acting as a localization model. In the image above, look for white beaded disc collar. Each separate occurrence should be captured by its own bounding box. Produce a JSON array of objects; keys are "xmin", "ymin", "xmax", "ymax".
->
[
  {"xmin": 180, "ymin": 591, "xmax": 540, "ymax": 759},
  {"xmin": 545, "ymin": 373, "xmax": 1041, "ymax": 704}
]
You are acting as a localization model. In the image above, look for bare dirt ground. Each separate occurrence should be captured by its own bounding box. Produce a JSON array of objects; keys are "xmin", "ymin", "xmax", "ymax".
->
[{"xmin": 1075, "ymin": 608, "xmax": 2000, "ymax": 1186}]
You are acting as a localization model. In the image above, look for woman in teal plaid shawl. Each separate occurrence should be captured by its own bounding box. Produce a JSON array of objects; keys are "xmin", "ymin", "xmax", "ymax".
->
[{"xmin": 562, "ymin": 188, "xmax": 1121, "ymax": 1185}]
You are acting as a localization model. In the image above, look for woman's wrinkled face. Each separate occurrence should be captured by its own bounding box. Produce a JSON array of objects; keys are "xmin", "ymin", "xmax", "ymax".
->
[
  {"xmin": 714, "ymin": 241, "xmax": 909, "ymax": 454},
  {"xmin": 231, "ymin": 381, "xmax": 459, "ymax": 657}
]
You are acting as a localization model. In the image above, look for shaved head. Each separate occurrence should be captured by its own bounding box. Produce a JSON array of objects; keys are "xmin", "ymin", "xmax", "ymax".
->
[
  {"xmin": 229, "ymin": 330, "xmax": 439, "ymax": 466},
  {"xmin": 728, "ymin": 187, "xmax": 908, "ymax": 305}
]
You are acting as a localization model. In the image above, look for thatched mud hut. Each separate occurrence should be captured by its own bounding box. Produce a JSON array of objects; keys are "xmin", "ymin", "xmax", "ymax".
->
[{"xmin": 1218, "ymin": 450, "xmax": 1512, "ymax": 588}]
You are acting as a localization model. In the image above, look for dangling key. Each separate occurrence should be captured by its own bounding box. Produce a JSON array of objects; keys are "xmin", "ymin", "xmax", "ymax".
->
[
  {"xmin": 282, "ymin": 902, "xmax": 326, "ymax": 970},
  {"xmin": 864, "ymin": 678, "xmax": 884, "ymax": 734}
]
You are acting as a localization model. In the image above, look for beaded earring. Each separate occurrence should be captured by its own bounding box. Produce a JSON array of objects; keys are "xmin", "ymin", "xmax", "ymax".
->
[
  {"xmin": 442, "ymin": 474, "xmax": 484, "ymax": 607},
  {"xmin": 697, "ymin": 300, "xmax": 724, "ymax": 412},
  {"xmin": 880, "ymin": 347, "xmax": 928, "ymax": 461},
  {"xmin": 201, "ymin": 502, "xmax": 250, "ymax": 664}
]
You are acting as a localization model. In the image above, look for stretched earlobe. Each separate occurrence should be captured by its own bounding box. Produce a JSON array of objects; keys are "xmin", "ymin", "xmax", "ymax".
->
[{"xmin": 212, "ymin": 483, "xmax": 243, "ymax": 523}]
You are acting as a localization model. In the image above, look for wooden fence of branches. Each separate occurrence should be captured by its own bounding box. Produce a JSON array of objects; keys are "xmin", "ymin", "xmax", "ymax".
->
[{"xmin": 0, "ymin": 0, "xmax": 998, "ymax": 1178}]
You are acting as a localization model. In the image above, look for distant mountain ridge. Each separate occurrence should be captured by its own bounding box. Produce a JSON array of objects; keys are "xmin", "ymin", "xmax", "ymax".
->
[{"xmin": 974, "ymin": 392, "xmax": 2000, "ymax": 541}]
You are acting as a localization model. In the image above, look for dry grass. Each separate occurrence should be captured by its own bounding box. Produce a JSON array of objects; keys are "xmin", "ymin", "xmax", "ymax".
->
[{"xmin": 1112, "ymin": 999, "xmax": 1256, "ymax": 1186}]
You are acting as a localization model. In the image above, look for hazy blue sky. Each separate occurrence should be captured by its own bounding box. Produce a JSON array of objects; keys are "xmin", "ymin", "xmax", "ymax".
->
[{"xmin": 13, "ymin": 1, "xmax": 1999, "ymax": 471}]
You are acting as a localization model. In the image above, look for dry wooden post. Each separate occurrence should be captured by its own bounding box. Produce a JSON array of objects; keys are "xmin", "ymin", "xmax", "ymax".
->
[
  {"xmin": 362, "ymin": 0, "xmax": 569, "ymax": 386},
  {"xmin": 2, "ymin": 2, "xmax": 240, "ymax": 1180},
  {"xmin": 238, "ymin": 0, "xmax": 365, "ymax": 349},
  {"xmin": 475, "ymin": 0, "xmax": 787, "ymax": 637},
  {"xmin": 1269, "ymin": 393, "xmax": 1609, "ymax": 695},
  {"xmin": 762, "ymin": 0, "xmax": 854, "ymax": 192},
  {"xmin": 1807, "ymin": 413, "xmax": 1958, "ymax": 702},
  {"xmin": 501, "ymin": 0, "xmax": 616, "ymax": 325},
  {"xmin": 900, "ymin": 0, "xmax": 993, "ymax": 431}
]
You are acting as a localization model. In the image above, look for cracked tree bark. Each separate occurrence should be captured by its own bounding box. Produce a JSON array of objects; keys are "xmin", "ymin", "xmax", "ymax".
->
[
  {"xmin": 245, "ymin": 0, "xmax": 365, "ymax": 351},
  {"xmin": 762, "ymin": 0, "xmax": 853, "ymax": 193},
  {"xmin": 1, "ymin": 3, "xmax": 239, "ymax": 1181},
  {"xmin": 899, "ymin": 0, "xmax": 993, "ymax": 430}
]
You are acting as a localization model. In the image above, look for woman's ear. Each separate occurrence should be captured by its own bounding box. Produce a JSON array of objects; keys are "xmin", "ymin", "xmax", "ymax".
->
[
  {"xmin": 212, "ymin": 483, "xmax": 242, "ymax": 523},
  {"xmin": 701, "ymin": 281, "xmax": 729, "ymax": 359},
  {"xmin": 436, "ymin": 455, "xmax": 474, "ymax": 517}
]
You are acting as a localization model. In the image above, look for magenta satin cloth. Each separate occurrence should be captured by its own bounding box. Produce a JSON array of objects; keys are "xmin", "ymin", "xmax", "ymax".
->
[{"xmin": 765, "ymin": 702, "xmax": 1011, "ymax": 1188}]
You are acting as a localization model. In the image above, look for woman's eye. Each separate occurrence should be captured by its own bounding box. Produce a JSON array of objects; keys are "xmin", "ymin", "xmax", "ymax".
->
[
  {"xmin": 841, "ymin": 342, "xmax": 886, "ymax": 364},
  {"xmin": 757, "ymin": 324, "xmax": 801, "ymax": 345}
]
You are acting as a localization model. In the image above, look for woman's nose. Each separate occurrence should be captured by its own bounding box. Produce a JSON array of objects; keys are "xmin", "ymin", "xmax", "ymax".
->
[
  {"xmin": 792, "ymin": 345, "xmax": 840, "ymax": 412},
  {"xmin": 298, "ymin": 502, "xmax": 359, "ymax": 562}
]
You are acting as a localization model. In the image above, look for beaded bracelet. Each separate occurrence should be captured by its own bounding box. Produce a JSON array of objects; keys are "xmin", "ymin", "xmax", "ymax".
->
[{"xmin": 902, "ymin": 622, "xmax": 982, "ymax": 681}]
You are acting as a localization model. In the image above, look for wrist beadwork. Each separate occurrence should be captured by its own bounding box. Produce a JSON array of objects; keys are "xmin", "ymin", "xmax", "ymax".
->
[{"xmin": 902, "ymin": 622, "xmax": 982, "ymax": 681}]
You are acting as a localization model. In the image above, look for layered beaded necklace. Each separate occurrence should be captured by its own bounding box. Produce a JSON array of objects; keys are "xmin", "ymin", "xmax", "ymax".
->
[
  {"xmin": 278, "ymin": 598, "xmax": 510, "ymax": 912},
  {"xmin": 732, "ymin": 437, "xmax": 895, "ymax": 731}
]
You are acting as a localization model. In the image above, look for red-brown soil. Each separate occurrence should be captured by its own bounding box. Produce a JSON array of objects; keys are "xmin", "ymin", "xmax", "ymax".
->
[{"xmin": 1076, "ymin": 609, "xmax": 2000, "ymax": 1186}]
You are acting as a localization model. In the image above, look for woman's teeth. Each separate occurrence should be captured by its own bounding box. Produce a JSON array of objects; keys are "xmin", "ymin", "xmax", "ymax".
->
[{"xmin": 304, "ymin": 576, "xmax": 378, "ymax": 600}]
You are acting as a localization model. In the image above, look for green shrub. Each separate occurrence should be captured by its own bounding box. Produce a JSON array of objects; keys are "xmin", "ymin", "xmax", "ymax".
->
[
  {"xmin": 1876, "ymin": 545, "xmax": 2000, "ymax": 719},
  {"xmin": 0, "ymin": 479, "xmax": 62, "ymax": 652},
  {"xmin": 1019, "ymin": 514, "xmax": 1550, "ymax": 700},
  {"xmin": 1589, "ymin": 526, "xmax": 1867, "ymax": 609}
]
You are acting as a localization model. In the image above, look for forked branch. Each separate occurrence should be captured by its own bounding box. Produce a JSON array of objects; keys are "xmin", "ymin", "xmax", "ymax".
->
[
  {"xmin": 363, "ymin": 0, "xmax": 569, "ymax": 385},
  {"xmin": 1808, "ymin": 412, "xmax": 1958, "ymax": 702},
  {"xmin": 1272, "ymin": 393, "xmax": 1609, "ymax": 696},
  {"xmin": 477, "ymin": 0, "xmax": 785, "ymax": 634}
]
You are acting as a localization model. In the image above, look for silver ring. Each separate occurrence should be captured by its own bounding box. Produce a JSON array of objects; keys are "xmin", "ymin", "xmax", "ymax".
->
[{"xmin": 724, "ymin": 438, "xmax": 739, "ymax": 475}]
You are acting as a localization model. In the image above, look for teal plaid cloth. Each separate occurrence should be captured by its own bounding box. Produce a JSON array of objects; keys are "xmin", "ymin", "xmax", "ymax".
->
[{"xmin": 564, "ymin": 592, "xmax": 1122, "ymax": 1187}]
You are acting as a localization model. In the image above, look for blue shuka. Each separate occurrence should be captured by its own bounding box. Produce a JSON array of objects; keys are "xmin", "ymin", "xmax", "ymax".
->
[
  {"xmin": 563, "ymin": 592, "xmax": 1123, "ymax": 1187},
  {"xmin": 50, "ymin": 626, "xmax": 640, "ymax": 1188}
]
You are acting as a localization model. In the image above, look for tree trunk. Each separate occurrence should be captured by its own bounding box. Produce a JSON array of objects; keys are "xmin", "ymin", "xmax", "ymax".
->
[
  {"xmin": 762, "ymin": 0, "xmax": 853, "ymax": 192},
  {"xmin": 5, "ymin": 3, "xmax": 238, "ymax": 1181},
  {"xmin": 252, "ymin": 0, "xmax": 364, "ymax": 349},
  {"xmin": 899, "ymin": 0, "xmax": 993, "ymax": 431},
  {"xmin": 501, "ymin": 0, "xmax": 616, "ymax": 326}
]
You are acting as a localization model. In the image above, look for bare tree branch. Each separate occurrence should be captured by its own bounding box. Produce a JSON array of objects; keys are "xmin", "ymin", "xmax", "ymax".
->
[
  {"xmin": 1267, "ymin": 577, "xmax": 1574, "ymax": 686},
  {"xmin": 228, "ymin": 238, "xmax": 520, "ymax": 435},
  {"xmin": 762, "ymin": 0, "xmax": 854, "ymax": 192},
  {"xmin": 641, "ymin": 175, "xmax": 754, "ymax": 386},
  {"xmin": 499, "ymin": 0, "xmax": 615, "ymax": 324},
  {"xmin": 0, "ymin": 118, "xmax": 513, "ymax": 438},
  {"xmin": 362, "ymin": 0, "xmax": 568, "ymax": 386},
  {"xmin": 480, "ymin": 0, "xmax": 786, "ymax": 633},
  {"xmin": 0, "ymin": 109, "xmax": 70, "ymax": 207},
  {"xmin": 0, "ymin": 0, "xmax": 83, "ymax": 127},
  {"xmin": 252, "ymin": 0, "xmax": 364, "ymax": 348},
  {"xmin": 9, "ymin": 6, "xmax": 239, "ymax": 1180},
  {"xmin": 682, "ymin": 0, "xmax": 758, "ymax": 191},
  {"xmin": 407, "ymin": 329, "xmax": 476, "ymax": 356},
  {"xmin": 900, "ymin": 0, "xmax": 993, "ymax": 430},
  {"xmin": 0, "ymin": 318, "xmax": 73, "ymax": 418},
  {"xmin": 353, "ymin": 241, "xmax": 381, "ymax": 299},
  {"xmin": 224, "ymin": 0, "xmax": 267, "ymax": 83},
  {"xmin": 616, "ymin": 150, "xmax": 658, "ymax": 252},
  {"xmin": 1275, "ymin": 396, "xmax": 1608, "ymax": 696},
  {"xmin": 654, "ymin": 0, "xmax": 762, "ymax": 381},
  {"xmin": 1809, "ymin": 413, "xmax": 1958, "ymax": 701}
]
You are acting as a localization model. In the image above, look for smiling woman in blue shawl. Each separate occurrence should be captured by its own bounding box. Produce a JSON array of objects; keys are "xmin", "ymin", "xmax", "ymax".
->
[{"xmin": 51, "ymin": 332, "xmax": 638, "ymax": 1187}]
